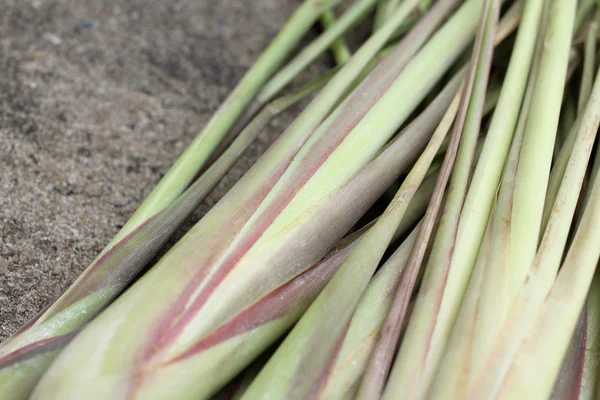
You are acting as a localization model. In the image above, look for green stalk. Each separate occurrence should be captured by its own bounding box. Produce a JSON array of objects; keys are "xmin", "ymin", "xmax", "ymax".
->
[
  {"xmin": 374, "ymin": 0, "xmax": 404, "ymax": 32},
  {"xmin": 0, "ymin": 68, "xmax": 337, "ymax": 400},
  {"xmin": 471, "ymin": 30, "xmax": 599, "ymax": 400},
  {"xmin": 575, "ymin": 0, "xmax": 597, "ymax": 35},
  {"xmin": 241, "ymin": 83, "xmax": 464, "ymax": 400},
  {"xmin": 426, "ymin": 5, "xmax": 548, "ymax": 394},
  {"xmin": 580, "ymin": 270, "xmax": 600, "ymax": 399},
  {"xmin": 32, "ymin": 1, "xmax": 482, "ymax": 396},
  {"xmin": 485, "ymin": 153, "xmax": 600, "ymax": 398},
  {"xmin": 0, "ymin": 0, "xmax": 343, "ymax": 389},
  {"xmin": 122, "ymin": 0, "xmax": 344, "ymax": 236},
  {"xmin": 360, "ymin": 1, "xmax": 499, "ymax": 398},
  {"xmin": 579, "ymin": 15, "xmax": 599, "ymax": 113},
  {"xmin": 250, "ymin": 0, "xmax": 380, "ymax": 114},
  {"xmin": 317, "ymin": 224, "xmax": 421, "ymax": 400},
  {"xmin": 379, "ymin": 0, "xmax": 540, "ymax": 396},
  {"xmin": 320, "ymin": 10, "xmax": 352, "ymax": 65},
  {"xmin": 542, "ymin": 45, "xmax": 591, "ymax": 233}
]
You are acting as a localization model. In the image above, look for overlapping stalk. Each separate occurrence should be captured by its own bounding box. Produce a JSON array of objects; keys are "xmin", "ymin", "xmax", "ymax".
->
[
  {"xmin": 320, "ymin": 10, "xmax": 352, "ymax": 65},
  {"xmin": 550, "ymin": 267, "xmax": 600, "ymax": 400},
  {"xmin": 425, "ymin": 2, "xmax": 549, "ymax": 394},
  {"xmin": 379, "ymin": 0, "xmax": 544, "ymax": 395},
  {"xmin": 359, "ymin": 0, "xmax": 499, "ymax": 397},
  {"xmin": 0, "ymin": 69, "xmax": 337, "ymax": 399},
  {"xmin": 6, "ymin": 0, "xmax": 600, "ymax": 397},
  {"xmin": 0, "ymin": 0, "xmax": 348, "ymax": 396},
  {"xmin": 467, "ymin": 3, "xmax": 597, "ymax": 395},
  {"xmin": 241, "ymin": 79, "xmax": 464, "ymax": 400},
  {"xmin": 30, "ymin": 1, "xmax": 484, "ymax": 398}
]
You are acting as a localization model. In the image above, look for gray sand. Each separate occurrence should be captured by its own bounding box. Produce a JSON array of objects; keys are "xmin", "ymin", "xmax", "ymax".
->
[{"xmin": 0, "ymin": 0, "xmax": 343, "ymax": 340}]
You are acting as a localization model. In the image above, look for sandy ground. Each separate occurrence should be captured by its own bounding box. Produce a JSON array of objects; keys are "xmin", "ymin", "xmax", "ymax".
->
[{"xmin": 0, "ymin": 0, "xmax": 354, "ymax": 340}]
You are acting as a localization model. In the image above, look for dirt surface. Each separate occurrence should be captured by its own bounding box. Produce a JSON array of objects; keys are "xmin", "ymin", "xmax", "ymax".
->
[{"xmin": 0, "ymin": 0, "xmax": 348, "ymax": 340}]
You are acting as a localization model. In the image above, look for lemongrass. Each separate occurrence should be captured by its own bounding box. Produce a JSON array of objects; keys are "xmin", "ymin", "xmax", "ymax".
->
[
  {"xmin": 579, "ymin": 15, "xmax": 598, "ymax": 113},
  {"xmin": 359, "ymin": 1, "xmax": 499, "ymax": 397},
  {"xmin": 241, "ymin": 82, "xmax": 464, "ymax": 400},
  {"xmin": 321, "ymin": 10, "xmax": 352, "ymax": 65},
  {"xmin": 470, "ymin": 8, "xmax": 597, "ymax": 395},
  {"xmin": 0, "ymin": 69, "xmax": 338, "ymax": 399},
  {"xmin": 425, "ymin": 4, "xmax": 548, "ymax": 394},
  {"xmin": 379, "ymin": 0, "xmax": 541, "ymax": 395}
]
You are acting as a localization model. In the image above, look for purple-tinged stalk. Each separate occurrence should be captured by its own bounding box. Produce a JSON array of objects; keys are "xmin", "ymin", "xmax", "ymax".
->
[
  {"xmin": 0, "ymin": 68, "xmax": 336, "ymax": 400},
  {"xmin": 241, "ymin": 82, "xmax": 464, "ymax": 400},
  {"xmin": 467, "ymin": 7, "xmax": 597, "ymax": 396},
  {"xmin": 317, "ymin": 224, "xmax": 421, "ymax": 400},
  {"xmin": 578, "ymin": 15, "xmax": 598, "ymax": 113},
  {"xmin": 0, "ymin": 0, "xmax": 345, "ymax": 394},
  {"xmin": 575, "ymin": 0, "xmax": 597, "ymax": 34},
  {"xmin": 31, "ymin": 1, "xmax": 482, "ymax": 396},
  {"xmin": 550, "ymin": 308, "xmax": 587, "ymax": 400},
  {"xmin": 358, "ymin": 1, "xmax": 499, "ymax": 398},
  {"xmin": 313, "ymin": 138, "xmax": 486, "ymax": 400}
]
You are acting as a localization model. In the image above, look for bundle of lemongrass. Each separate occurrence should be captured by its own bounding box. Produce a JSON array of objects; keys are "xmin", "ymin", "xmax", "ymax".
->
[{"xmin": 1, "ymin": 0, "xmax": 600, "ymax": 398}]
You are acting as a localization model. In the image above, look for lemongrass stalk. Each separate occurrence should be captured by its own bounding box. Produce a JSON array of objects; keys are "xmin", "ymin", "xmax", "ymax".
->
[
  {"xmin": 471, "ymin": 39, "xmax": 600, "ymax": 400},
  {"xmin": 0, "ymin": 0, "xmax": 341, "ymax": 383},
  {"xmin": 32, "ymin": 3, "xmax": 483, "ymax": 395},
  {"xmin": 122, "ymin": 0, "xmax": 344, "ymax": 236},
  {"xmin": 426, "ymin": 6, "xmax": 548, "ymax": 394},
  {"xmin": 486, "ymin": 156, "xmax": 600, "ymax": 399},
  {"xmin": 317, "ymin": 138, "xmax": 486, "ymax": 400},
  {"xmin": 127, "ymin": 73, "xmax": 455, "ymax": 398},
  {"xmin": 317, "ymin": 224, "xmax": 421, "ymax": 400},
  {"xmin": 374, "ymin": 0, "xmax": 403, "ymax": 31},
  {"xmin": 575, "ymin": 0, "xmax": 597, "ymax": 35},
  {"xmin": 320, "ymin": 10, "xmax": 352, "ymax": 65},
  {"xmin": 3, "ymin": 0, "xmax": 340, "ymax": 334},
  {"xmin": 360, "ymin": 2, "xmax": 499, "ymax": 398},
  {"xmin": 579, "ymin": 15, "xmax": 598, "ymax": 113},
  {"xmin": 381, "ymin": 0, "xmax": 543, "ymax": 394},
  {"xmin": 0, "ymin": 68, "xmax": 338, "ymax": 400},
  {"xmin": 505, "ymin": 0, "xmax": 575, "ymax": 309},
  {"xmin": 241, "ymin": 85, "xmax": 464, "ymax": 400},
  {"xmin": 250, "ymin": 0, "xmax": 380, "ymax": 115},
  {"xmin": 420, "ymin": 0, "xmax": 435, "ymax": 12},
  {"xmin": 542, "ymin": 53, "xmax": 591, "ymax": 233}
]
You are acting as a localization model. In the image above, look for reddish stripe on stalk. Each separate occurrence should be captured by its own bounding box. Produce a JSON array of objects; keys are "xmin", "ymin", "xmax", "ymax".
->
[
  {"xmin": 0, "ymin": 331, "xmax": 78, "ymax": 369},
  {"xmin": 139, "ymin": 164, "xmax": 292, "ymax": 360},
  {"xmin": 166, "ymin": 242, "xmax": 350, "ymax": 364},
  {"xmin": 155, "ymin": 57, "xmax": 404, "ymax": 352},
  {"xmin": 42, "ymin": 213, "xmax": 160, "ymax": 321},
  {"xmin": 309, "ymin": 322, "xmax": 352, "ymax": 400}
]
